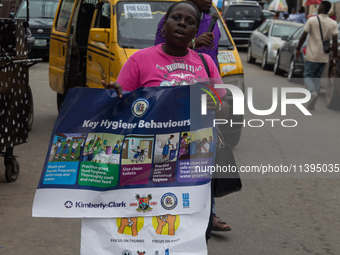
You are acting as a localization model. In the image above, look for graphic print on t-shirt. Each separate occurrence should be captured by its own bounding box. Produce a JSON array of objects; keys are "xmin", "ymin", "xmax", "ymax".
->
[{"xmin": 156, "ymin": 58, "xmax": 205, "ymax": 86}]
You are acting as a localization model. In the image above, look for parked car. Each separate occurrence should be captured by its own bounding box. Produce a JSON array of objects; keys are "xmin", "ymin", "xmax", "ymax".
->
[
  {"xmin": 325, "ymin": 22, "xmax": 340, "ymax": 110},
  {"xmin": 273, "ymin": 26, "xmax": 307, "ymax": 81},
  {"xmin": 222, "ymin": 1, "xmax": 265, "ymax": 45},
  {"xmin": 14, "ymin": 0, "xmax": 59, "ymax": 57},
  {"xmin": 247, "ymin": 20, "xmax": 303, "ymax": 70}
]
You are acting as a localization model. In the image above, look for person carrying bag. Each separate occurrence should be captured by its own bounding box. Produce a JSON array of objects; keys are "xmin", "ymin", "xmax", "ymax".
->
[{"xmin": 296, "ymin": 1, "xmax": 338, "ymax": 111}]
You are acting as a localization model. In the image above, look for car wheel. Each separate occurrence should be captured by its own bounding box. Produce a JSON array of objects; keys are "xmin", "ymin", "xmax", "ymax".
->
[
  {"xmin": 261, "ymin": 48, "xmax": 270, "ymax": 70},
  {"xmin": 287, "ymin": 58, "xmax": 296, "ymax": 82},
  {"xmin": 223, "ymin": 130, "xmax": 242, "ymax": 148},
  {"xmin": 273, "ymin": 53, "xmax": 284, "ymax": 76},
  {"xmin": 326, "ymin": 66, "xmax": 340, "ymax": 109},
  {"xmin": 247, "ymin": 44, "xmax": 256, "ymax": 64}
]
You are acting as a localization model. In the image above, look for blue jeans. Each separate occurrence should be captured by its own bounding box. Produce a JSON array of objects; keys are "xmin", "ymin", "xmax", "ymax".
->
[{"xmin": 303, "ymin": 61, "xmax": 326, "ymax": 95}]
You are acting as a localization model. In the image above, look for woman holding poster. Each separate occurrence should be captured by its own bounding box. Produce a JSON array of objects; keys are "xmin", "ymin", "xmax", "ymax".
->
[
  {"xmin": 102, "ymin": 1, "xmax": 229, "ymax": 243},
  {"xmin": 102, "ymin": 2, "xmax": 228, "ymax": 118}
]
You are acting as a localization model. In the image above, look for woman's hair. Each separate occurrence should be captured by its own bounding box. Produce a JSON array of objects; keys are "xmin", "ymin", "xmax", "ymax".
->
[
  {"xmin": 182, "ymin": 133, "xmax": 188, "ymax": 137},
  {"xmin": 164, "ymin": 1, "xmax": 201, "ymax": 29},
  {"xmin": 170, "ymin": 135, "xmax": 175, "ymax": 138}
]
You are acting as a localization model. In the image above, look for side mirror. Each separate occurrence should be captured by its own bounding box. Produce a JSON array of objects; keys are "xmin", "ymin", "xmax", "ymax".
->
[
  {"xmin": 9, "ymin": 12, "xmax": 15, "ymax": 19},
  {"xmin": 264, "ymin": 31, "xmax": 268, "ymax": 36},
  {"xmin": 281, "ymin": 35, "xmax": 289, "ymax": 41},
  {"xmin": 89, "ymin": 28, "xmax": 109, "ymax": 47}
]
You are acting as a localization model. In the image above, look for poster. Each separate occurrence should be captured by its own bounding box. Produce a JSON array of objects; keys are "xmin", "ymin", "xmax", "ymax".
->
[
  {"xmin": 32, "ymin": 85, "xmax": 216, "ymax": 218},
  {"xmin": 80, "ymin": 191, "xmax": 210, "ymax": 255}
]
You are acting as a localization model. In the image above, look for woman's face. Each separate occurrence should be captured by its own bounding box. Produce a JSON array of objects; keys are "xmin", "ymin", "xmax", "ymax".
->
[{"xmin": 164, "ymin": 4, "xmax": 198, "ymax": 47}]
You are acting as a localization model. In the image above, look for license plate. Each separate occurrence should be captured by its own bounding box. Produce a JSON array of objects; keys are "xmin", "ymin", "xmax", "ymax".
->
[
  {"xmin": 34, "ymin": 39, "xmax": 47, "ymax": 47},
  {"xmin": 240, "ymin": 22, "xmax": 248, "ymax": 27}
]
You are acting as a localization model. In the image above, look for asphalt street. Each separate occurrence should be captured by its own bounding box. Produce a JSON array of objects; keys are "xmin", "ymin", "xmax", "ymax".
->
[{"xmin": 0, "ymin": 50, "xmax": 340, "ymax": 255}]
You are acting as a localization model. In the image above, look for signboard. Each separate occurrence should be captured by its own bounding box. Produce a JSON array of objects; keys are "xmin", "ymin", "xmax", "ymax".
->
[
  {"xmin": 32, "ymin": 85, "xmax": 216, "ymax": 218},
  {"xmin": 124, "ymin": 4, "xmax": 153, "ymax": 19}
]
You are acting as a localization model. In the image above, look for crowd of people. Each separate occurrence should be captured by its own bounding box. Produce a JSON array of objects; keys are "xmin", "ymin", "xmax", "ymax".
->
[
  {"xmin": 274, "ymin": 5, "xmax": 337, "ymax": 24},
  {"xmin": 274, "ymin": 7, "xmax": 308, "ymax": 24}
]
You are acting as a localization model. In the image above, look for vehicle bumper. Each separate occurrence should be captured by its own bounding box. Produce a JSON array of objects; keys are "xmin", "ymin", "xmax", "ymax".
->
[
  {"xmin": 31, "ymin": 34, "xmax": 50, "ymax": 56},
  {"xmin": 267, "ymin": 49, "xmax": 278, "ymax": 65},
  {"xmin": 230, "ymin": 31, "xmax": 252, "ymax": 45}
]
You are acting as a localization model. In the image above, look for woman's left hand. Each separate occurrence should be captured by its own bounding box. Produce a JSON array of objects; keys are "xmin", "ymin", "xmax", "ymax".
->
[{"xmin": 101, "ymin": 80, "xmax": 123, "ymax": 98}]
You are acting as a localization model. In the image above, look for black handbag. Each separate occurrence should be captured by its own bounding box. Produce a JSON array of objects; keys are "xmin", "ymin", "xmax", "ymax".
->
[
  {"xmin": 197, "ymin": 52, "xmax": 242, "ymax": 197},
  {"xmin": 317, "ymin": 16, "xmax": 331, "ymax": 54},
  {"xmin": 212, "ymin": 129, "xmax": 242, "ymax": 197}
]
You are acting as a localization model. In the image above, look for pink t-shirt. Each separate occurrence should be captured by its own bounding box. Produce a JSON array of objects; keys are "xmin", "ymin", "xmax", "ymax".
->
[{"xmin": 117, "ymin": 44, "xmax": 226, "ymax": 98}]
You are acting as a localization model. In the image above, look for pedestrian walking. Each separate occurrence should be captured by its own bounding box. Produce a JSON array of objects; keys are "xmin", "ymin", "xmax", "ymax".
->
[
  {"xmin": 296, "ymin": 1, "xmax": 338, "ymax": 110},
  {"xmin": 293, "ymin": 6, "xmax": 307, "ymax": 24}
]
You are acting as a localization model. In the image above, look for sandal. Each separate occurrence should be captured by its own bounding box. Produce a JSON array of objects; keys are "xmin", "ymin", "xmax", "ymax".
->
[{"xmin": 212, "ymin": 215, "xmax": 231, "ymax": 231}]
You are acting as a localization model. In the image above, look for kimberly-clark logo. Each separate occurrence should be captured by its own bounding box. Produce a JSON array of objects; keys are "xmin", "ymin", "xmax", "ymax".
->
[
  {"xmin": 201, "ymin": 84, "xmax": 312, "ymax": 127},
  {"xmin": 64, "ymin": 201, "xmax": 73, "ymax": 208},
  {"xmin": 64, "ymin": 201, "xmax": 126, "ymax": 209}
]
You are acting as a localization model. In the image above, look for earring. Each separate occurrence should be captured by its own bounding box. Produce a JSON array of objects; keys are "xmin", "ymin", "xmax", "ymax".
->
[{"xmin": 161, "ymin": 29, "xmax": 165, "ymax": 37}]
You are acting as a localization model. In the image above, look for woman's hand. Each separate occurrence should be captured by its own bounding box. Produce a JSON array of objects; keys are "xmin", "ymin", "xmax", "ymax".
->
[
  {"xmin": 206, "ymin": 94, "xmax": 229, "ymax": 118},
  {"xmin": 101, "ymin": 80, "xmax": 123, "ymax": 98}
]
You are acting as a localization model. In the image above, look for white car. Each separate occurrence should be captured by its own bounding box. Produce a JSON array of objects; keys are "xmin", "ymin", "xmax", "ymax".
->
[{"xmin": 247, "ymin": 19, "xmax": 303, "ymax": 70}]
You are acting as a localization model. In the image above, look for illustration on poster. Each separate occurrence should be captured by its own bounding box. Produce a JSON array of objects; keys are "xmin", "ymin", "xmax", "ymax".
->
[
  {"xmin": 153, "ymin": 215, "xmax": 180, "ymax": 236},
  {"xmin": 117, "ymin": 217, "xmax": 144, "ymax": 236}
]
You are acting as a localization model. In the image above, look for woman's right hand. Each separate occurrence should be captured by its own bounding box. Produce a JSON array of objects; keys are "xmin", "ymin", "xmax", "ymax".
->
[{"xmin": 101, "ymin": 80, "xmax": 123, "ymax": 98}]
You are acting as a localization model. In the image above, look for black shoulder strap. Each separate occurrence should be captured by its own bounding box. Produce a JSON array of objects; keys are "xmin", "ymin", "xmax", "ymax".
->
[
  {"xmin": 198, "ymin": 53, "xmax": 210, "ymax": 78},
  {"xmin": 317, "ymin": 16, "xmax": 324, "ymax": 41}
]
